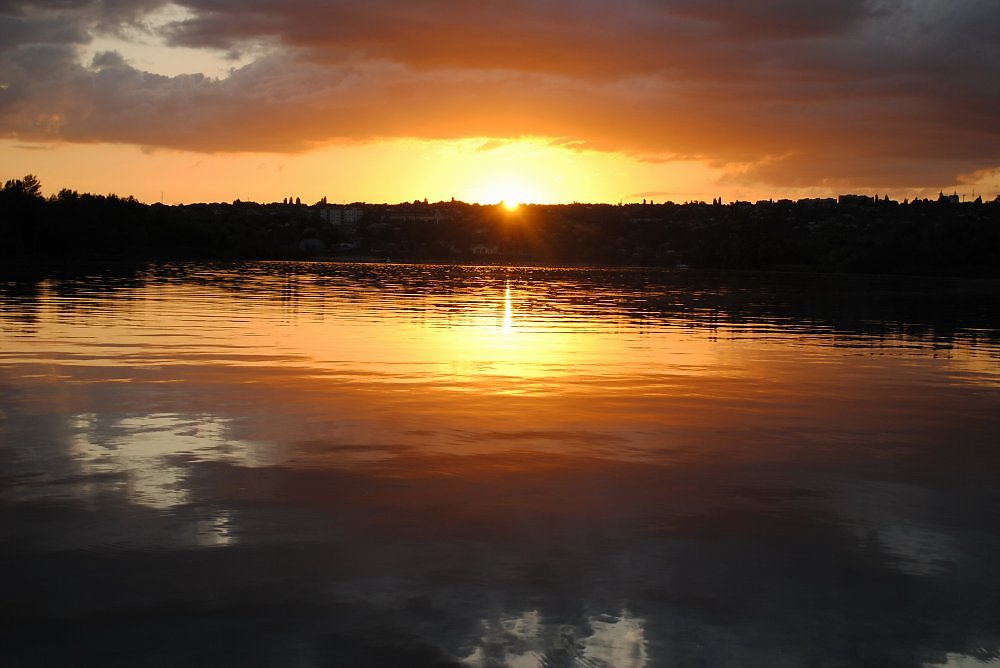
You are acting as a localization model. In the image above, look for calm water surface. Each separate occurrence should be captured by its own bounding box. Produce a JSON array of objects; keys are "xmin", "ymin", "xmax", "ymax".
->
[{"xmin": 1, "ymin": 262, "xmax": 999, "ymax": 667}]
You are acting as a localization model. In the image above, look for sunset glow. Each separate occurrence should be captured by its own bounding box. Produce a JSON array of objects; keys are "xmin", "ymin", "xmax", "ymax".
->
[
  {"xmin": 2, "ymin": 1, "xmax": 998, "ymax": 203},
  {"xmin": 0, "ymin": 136, "xmax": 730, "ymax": 205}
]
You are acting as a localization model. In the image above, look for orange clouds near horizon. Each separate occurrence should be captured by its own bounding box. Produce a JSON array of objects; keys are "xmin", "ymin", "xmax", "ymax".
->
[{"xmin": 2, "ymin": 0, "xmax": 999, "ymax": 203}]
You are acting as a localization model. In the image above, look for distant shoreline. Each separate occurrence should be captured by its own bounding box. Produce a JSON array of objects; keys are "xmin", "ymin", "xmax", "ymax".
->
[{"xmin": 3, "ymin": 185, "xmax": 998, "ymax": 278}]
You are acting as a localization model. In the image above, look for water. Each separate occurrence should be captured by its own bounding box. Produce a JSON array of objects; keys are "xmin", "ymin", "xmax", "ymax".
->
[{"xmin": 1, "ymin": 262, "xmax": 999, "ymax": 667}]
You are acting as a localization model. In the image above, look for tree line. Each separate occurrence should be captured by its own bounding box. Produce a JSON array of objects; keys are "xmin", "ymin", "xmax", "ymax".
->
[{"xmin": 3, "ymin": 175, "xmax": 999, "ymax": 275}]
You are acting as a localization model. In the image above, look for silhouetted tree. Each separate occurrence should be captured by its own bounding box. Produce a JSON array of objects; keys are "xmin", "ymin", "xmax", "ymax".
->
[{"xmin": 3, "ymin": 174, "xmax": 43, "ymax": 199}]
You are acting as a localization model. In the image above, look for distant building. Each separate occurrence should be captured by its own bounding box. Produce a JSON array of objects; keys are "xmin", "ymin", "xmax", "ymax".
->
[
  {"xmin": 838, "ymin": 194, "xmax": 876, "ymax": 206},
  {"xmin": 938, "ymin": 191, "xmax": 960, "ymax": 204},
  {"xmin": 386, "ymin": 207, "xmax": 444, "ymax": 224},
  {"xmin": 320, "ymin": 206, "xmax": 363, "ymax": 225}
]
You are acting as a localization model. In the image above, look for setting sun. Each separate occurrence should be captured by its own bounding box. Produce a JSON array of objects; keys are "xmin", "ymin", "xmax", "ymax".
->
[{"xmin": 502, "ymin": 200, "xmax": 520, "ymax": 211}]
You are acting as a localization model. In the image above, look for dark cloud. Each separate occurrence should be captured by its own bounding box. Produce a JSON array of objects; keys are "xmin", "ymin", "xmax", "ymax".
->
[
  {"xmin": 1, "ymin": 0, "xmax": 999, "ymax": 191},
  {"xmin": 665, "ymin": 0, "xmax": 886, "ymax": 37},
  {"xmin": 0, "ymin": 14, "xmax": 89, "ymax": 52},
  {"xmin": 0, "ymin": 0, "xmax": 168, "ymax": 21}
]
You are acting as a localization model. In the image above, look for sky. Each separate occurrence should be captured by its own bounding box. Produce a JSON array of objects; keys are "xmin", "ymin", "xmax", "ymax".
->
[{"xmin": 1, "ymin": 0, "xmax": 999, "ymax": 204}]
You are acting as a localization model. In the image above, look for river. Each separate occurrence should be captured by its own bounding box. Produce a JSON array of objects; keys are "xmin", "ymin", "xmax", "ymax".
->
[{"xmin": 1, "ymin": 262, "xmax": 999, "ymax": 667}]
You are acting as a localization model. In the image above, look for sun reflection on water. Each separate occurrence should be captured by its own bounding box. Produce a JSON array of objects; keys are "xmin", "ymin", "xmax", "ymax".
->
[{"xmin": 504, "ymin": 281, "xmax": 513, "ymax": 332}]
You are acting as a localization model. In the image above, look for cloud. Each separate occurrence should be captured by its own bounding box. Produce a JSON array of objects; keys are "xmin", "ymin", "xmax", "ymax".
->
[
  {"xmin": 475, "ymin": 139, "xmax": 507, "ymax": 153},
  {"xmin": 664, "ymin": 0, "xmax": 886, "ymax": 37},
  {"xmin": 1, "ymin": 0, "xmax": 999, "ymax": 190}
]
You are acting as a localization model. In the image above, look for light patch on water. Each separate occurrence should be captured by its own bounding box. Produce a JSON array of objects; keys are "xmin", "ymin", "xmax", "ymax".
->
[
  {"xmin": 927, "ymin": 653, "xmax": 1000, "ymax": 667},
  {"xmin": 835, "ymin": 480, "xmax": 960, "ymax": 576},
  {"xmin": 69, "ymin": 412, "xmax": 186, "ymax": 509},
  {"xmin": 68, "ymin": 411, "xmax": 278, "ymax": 509},
  {"xmin": 583, "ymin": 613, "xmax": 649, "ymax": 668},
  {"xmin": 463, "ymin": 610, "xmax": 647, "ymax": 668},
  {"xmin": 191, "ymin": 509, "xmax": 235, "ymax": 548}
]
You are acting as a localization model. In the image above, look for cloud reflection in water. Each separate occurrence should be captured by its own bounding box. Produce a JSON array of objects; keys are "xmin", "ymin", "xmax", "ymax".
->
[{"xmin": 1, "ymin": 263, "xmax": 999, "ymax": 666}]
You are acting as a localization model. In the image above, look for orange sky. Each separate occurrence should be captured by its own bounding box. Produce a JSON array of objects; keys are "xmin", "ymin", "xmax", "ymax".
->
[{"xmin": 2, "ymin": 1, "xmax": 999, "ymax": 204}]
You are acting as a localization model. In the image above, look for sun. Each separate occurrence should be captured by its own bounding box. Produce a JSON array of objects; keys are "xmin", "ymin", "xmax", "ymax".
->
[{"xmin": 471, "ymin": 178, "xmax": 536, "ymax": 208}]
